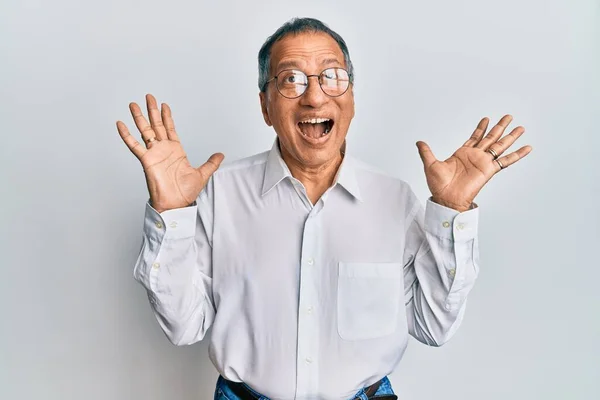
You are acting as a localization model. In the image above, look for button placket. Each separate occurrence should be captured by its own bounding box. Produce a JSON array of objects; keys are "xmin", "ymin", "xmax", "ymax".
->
[
  {"xmin": 295, "ymin": 212, "xmax": 321, "ymax": 395},
  {"xmin": 291, "ymin": 179, "xmax": 313, "ymax": 211}
]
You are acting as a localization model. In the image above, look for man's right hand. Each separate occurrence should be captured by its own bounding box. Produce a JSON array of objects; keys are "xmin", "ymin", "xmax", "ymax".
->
[{"xmin": 116, "ymin": 93, "xmax": 224, "ymax": 213}]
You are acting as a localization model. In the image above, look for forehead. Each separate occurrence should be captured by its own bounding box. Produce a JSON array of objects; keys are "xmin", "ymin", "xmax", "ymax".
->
[{"xmin": 269, "ymin": 31, "xmax": 345, "ymax": 72}]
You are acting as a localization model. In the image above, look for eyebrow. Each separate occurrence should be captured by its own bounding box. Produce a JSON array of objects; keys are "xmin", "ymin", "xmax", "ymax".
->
[{"xmin": 275, "ymin": 57, "xmax": 343, "ymax": 73}]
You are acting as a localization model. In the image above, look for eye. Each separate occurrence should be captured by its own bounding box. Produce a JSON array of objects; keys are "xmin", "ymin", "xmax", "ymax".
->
[
  {"xmin": 278, "ymin": 70, "xmax": 303, "ymax": 85},
  {"xmin": 323, "ymin": 69, "xmax": 337, "ymax": 79}
]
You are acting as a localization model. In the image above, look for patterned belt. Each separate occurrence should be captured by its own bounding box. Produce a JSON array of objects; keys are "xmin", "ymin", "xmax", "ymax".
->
[{"xmin": 223, "ymin": 376, "xmax": 398, "ymax": 400}]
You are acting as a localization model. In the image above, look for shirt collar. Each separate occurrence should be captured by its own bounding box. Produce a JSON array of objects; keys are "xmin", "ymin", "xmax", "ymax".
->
[
  {"xmin": 261, "ymin": 137, "xmax": 363, "ymax": 202},
  {"xmin": 261, "ymin": 137, "xmax": 292, "ymax": 196}
]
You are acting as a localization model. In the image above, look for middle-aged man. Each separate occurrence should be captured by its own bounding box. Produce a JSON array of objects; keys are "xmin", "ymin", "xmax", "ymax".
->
[{"xmin": 117, "ymin": 17, "xmax": 532, "ymax": 400}]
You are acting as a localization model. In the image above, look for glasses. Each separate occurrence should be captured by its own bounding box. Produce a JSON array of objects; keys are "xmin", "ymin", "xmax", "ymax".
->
[{"xmin": 265, "ymin": 67, "xmax": 352, "ymax": 99}]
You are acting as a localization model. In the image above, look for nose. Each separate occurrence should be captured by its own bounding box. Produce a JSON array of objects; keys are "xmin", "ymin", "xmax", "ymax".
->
[{"xmin": 298, "ymin": 75, "xmax": 328, "ymax": 108}]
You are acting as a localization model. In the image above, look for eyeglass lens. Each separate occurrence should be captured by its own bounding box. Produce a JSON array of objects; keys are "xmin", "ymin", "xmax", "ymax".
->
[{"xmin": 276, "ymin": 68, "xmax": 350, "ymax": 98}]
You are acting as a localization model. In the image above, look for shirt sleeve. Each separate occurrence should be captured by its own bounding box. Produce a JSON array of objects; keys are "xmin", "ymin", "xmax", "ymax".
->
[
  {"xmin": 132, "ymin": 179, "xmax": 216, "ymax": 346},
  {"xmin": 403, "ymin": 194, "xmax": 480, "ymax": 346}
]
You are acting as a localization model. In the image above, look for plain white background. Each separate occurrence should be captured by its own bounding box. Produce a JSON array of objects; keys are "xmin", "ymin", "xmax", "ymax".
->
[{"xmin": 1, "ymin": 0, "xmax": 598, "ymax": 399}]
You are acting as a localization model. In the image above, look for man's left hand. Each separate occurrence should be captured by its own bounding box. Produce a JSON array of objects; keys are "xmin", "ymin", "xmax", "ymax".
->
[{"xmin": 416, "ymin": 114, "xmax": 533, "ymax": 212}]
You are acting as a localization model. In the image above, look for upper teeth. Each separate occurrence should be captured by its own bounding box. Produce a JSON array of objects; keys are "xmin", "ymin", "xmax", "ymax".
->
[{"xmin": 300, "ymin": 118, "xmax": 330, "ymax": 124}]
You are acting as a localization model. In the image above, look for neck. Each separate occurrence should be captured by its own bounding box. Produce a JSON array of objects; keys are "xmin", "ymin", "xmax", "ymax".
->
[{"xmin": 279, "ymin": 143, "xmax": 344, "ymax": 205}]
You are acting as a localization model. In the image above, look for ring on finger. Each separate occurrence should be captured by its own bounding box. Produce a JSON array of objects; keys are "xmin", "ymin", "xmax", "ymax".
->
[
  {"xmin": 146, "ymin": 136, "xmax": 157, "ymax": 144},
  {"xmin": 486, "ymin": 147, "xmax": 499, "ymax": 159},
  {"xmin": 495, "ymin": 159, "xmax": 505, "ymax": 170}
]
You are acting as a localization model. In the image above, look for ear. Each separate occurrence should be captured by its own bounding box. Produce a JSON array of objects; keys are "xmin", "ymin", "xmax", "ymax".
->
[
  {"xmin": 259, "ymin": 91, "xmax": 272, "ymax": 126},
  {"xmin": 349, "ymin": 85, "xmax": 356, "ymax": 120}
]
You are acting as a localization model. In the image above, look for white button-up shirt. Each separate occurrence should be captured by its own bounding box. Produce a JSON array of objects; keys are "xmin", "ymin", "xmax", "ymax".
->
[{"xmin": 133, "ymin": 138, "xmax": 480, "ymax": 400}]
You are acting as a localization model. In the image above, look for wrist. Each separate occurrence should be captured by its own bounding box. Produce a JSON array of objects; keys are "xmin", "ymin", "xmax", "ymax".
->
[{"xmin": 431, "ymin": 196, "xmax": 473, "ymax": 212}]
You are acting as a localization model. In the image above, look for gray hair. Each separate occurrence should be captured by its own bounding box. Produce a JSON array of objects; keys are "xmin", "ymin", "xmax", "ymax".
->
[{"xmin": 258, "ymin": 17, "xmax": 355, "ymax": 92}]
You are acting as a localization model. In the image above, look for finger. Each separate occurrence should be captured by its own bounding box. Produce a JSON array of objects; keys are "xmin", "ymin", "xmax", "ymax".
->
[
  {"xmin": 117, "ymin": 121, "xmax": 147, "ymax": 160},
  {"xmin": 495, "ymin": 145, "xmax": 533, "ymax": 172},
  {"xmin": 462, "ymin": 117, "xmax": 489, "ymax": 147},
  {"xmin": 146, "ymin": 94, "xmax": 168, "ymax": 140},
  {"xmin": 161, "ymin": 103, "xmax": 181, "ymax": 142},
  {"xmin": 487, "ymin": 126, "xmax": 525, "ymax": 158},
  {"xmin": 196, "ymin": 153, "xmax": 225, "ymax": 180},
  {"xmin": 416, "ymin": 141, "xmax": 438, "ymax": 169},
  {"xmin": 476, "ymin": 114, "xmax": 513, "ymax": 149},
  {"xmin": 129, "ymin": 102, "xmax": 156, "ymax": 147}
]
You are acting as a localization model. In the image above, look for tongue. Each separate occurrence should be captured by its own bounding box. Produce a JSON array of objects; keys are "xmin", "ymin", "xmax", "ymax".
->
[{"xmin": 299, "ymin": 122, "xmax": 326, "ymax": 139}]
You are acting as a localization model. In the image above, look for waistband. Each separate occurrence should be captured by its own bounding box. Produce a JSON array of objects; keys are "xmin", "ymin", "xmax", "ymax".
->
[{"xmin": 219, "ymin": 375, "xmax": 398, "ymax": 400}]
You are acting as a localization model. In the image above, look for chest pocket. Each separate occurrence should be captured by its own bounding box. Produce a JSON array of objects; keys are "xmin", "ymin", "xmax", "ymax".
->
[{"xmin": 337, "ymin": 262, "xmax": 403, "ymax": 341}]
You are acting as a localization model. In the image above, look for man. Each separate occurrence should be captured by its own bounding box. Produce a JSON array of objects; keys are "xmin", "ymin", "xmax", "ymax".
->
[{"xmin": 116, "ymin": 17, "xmax": 531, "ymax": 400}]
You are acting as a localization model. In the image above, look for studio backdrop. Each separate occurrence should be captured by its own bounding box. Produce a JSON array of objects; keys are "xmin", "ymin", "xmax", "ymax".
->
[{"xmin": 1, "ymin": 0, "xmax": 598, "ymax": 399}]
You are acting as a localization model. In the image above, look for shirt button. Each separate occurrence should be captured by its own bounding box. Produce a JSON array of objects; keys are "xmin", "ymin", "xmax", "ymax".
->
[
  {"xmin": 152, "ymin": 262, "xmax": 160, "ymax": 269},
  {"xmin": 305, "ymin": 357, "xmax": 312, "ymax": 364},
  {"xmin": 155, "ymin": 221, "xmax": 163, "ymax": 229},
  {"xmin": 457, "ymin": 223, "xmax": 465, "ymax": 230},
  {"xmin": 448, "ymin": 268, "xmax": 456, "ymax": 277},
  {"xmin": 307, "ymin": 258, "xmax": 314, "ymax": 266},
  {"xmin": 442, "ymin": 221, "xmax": 450, "ymax": 228},
  {"xmin": 169, "ymin": 221, "xmax": 178, "ymax": 228},
  {"xmin": 307, "ymin": 306, "xmax": 313, "ymax": 314}
]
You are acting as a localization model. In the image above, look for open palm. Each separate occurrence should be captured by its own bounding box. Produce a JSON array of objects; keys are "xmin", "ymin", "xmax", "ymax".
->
[
  {"xmin": 116, "ymin": 94, "xmax": 224, "ymax": 213},
  {"xmin": 416, "ymin": 115, "xmax": 532, "ymax": 211}
]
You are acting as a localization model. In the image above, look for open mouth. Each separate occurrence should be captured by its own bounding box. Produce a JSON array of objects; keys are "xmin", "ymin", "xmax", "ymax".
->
[{"xmin": 297, "ymin": 117, "xmax": 334, "ymax": 139}]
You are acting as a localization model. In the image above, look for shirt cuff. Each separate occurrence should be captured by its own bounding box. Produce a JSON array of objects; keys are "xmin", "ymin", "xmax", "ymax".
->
[
  {"xmin": 424, "ymin": 197, "xmax": 479, "ymax": 242},
  {"xmin": 143, "ymin": 200, "xmax": 197, "ymax": 240}
]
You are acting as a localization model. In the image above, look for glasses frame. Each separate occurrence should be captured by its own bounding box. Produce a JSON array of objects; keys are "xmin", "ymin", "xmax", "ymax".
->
[{"xmin": 264, "ymin": 67, "xmax": 353, "ymax": 99}]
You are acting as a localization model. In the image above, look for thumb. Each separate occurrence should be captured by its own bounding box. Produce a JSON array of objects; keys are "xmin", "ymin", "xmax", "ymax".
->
[
  {"xmin": 197, "ymin": 152, "xmax": 225, "ymax": 179},
  {"xmin": 416, "ymin": 141, "xmax": 437, "ymax": 169}
]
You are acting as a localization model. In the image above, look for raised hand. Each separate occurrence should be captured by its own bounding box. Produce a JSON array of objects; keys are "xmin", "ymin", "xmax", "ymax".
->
[
  {"xmin": 416, "ymin": 115, "xmax": 532, "ymax": 212},
  {"xmin": 116, "ymin": 94, "xmax": 225, "ymax": 213}
]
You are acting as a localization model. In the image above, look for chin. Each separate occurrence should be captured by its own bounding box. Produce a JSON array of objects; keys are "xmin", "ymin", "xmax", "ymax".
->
[
  {"xmin": 278, "ymin": 123, "xmax": 345, "ymax": 167},
  {"xmin": 299, "ymin": 140, "xmax": 343, "ymax": 166}
]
